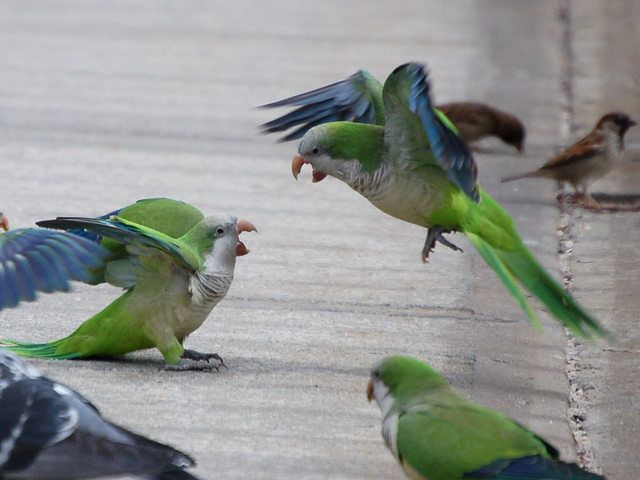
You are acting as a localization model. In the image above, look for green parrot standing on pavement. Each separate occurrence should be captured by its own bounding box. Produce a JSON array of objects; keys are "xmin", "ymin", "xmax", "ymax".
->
[
  {"xmin": 367, "ymin": 356, "xmax": 604, "ymax": 479},
  {"xmin": 261, "ymin": 62, "xmax": 606, "ymax": 340},
  {"xmin": 0, "ymin": 198, "xmax": 256, "ymax": 371}
]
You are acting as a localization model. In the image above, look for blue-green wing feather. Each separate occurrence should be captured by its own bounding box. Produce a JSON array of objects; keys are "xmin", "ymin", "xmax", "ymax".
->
[
  {"xmin": 383, "ymin": 62, "xmax": 480, "ymax": 201},
  {"xmin": 260, "ymin": 70, "xmax": 384, "ymax": 141},
  {"xmin": 0, "ymin": 229, "xmax": 109, "ymax": 309},
  {"xmin": 465, "ymin": 455, "xmax": 604, "ymax": 479},
  {"xmin": 36, "ymin": 217, "xmax": 201, "ymax": 272}
]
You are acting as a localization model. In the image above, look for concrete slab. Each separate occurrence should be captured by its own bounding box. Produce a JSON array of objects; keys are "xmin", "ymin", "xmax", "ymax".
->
[{"xmin": 561, "ymin": 3, "xmax": 640, "ymax": 478}]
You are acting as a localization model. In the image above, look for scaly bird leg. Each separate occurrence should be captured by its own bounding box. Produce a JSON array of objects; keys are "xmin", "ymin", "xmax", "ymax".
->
[
  {"xmin": 421, "ymin": 227, "xmax": 463, "ymax": 263},
  {"xmin": 577, "ymin": 191, "xmax": 603, "ymax": 212},
  {"xmin": 163, "ymin": 349, "xmax": 226, "ymax": 372}
]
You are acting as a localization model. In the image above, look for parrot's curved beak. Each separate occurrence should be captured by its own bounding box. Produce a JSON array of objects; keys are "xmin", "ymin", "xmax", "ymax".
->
[
  {"xmin": 0, "ymin": 213, "xmax": 9, "ymax": 232},
  {"xmin": 236, "ymin": 219, "xmax": 257, "ymax": 256},
  {"xmin": 291, "ymin": 155, "xmax": 327, "ymax": 183},
  {"xmin": 366, "ymin": 379, "xmax": 374, "ymax": 402}
]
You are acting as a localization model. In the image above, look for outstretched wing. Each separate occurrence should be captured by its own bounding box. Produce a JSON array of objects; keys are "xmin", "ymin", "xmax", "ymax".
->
[
  {"xmin": 382, "ymin": 62, "xmax": 479, "ymax": 202},
  {"xmin": 36, "ymin": 216, "xmax": 203, "ymax": 272},
  {"xmin": 260, "ymin": 70, "xmax": 385, "ymax": 141},
  {"xmin": 0, "ymin": 228, "xmax": 108, "ymax": 310}
]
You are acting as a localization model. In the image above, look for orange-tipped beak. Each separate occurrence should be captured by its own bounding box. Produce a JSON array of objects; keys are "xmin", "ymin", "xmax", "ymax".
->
[
  {"xmin": 292, "ymin": 154, "xmax": 306, "ymax": 181},
  {"xmin": 236, "ymin": 219, "xmax": 257, "ymax": 256},
  {"xmin": 291, "ymin": 154, "xmax": 327, "ymax": 183},
  {"xmin": 0, "ymin": 213, "xmax": 9, "ymax": 232},
  {"xmin": 366, "ymin": 379, "xmax": 374, "ymax": 402}
]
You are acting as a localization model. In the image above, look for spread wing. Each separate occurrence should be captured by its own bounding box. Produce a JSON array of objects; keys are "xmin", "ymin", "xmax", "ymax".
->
[
  {"xmin": 382, "ymin": 63, "xmax": 480, "ymax": 202},
  {"xmin": 0, "ymin": 228, "xmax": 108, "ymax": 310},
  {"xmin": 37, "ymin": 216, "xmax": 203, "ymax": 273},
  {"xmin": 260, "ymin": 70, "xmax": 384, "ymax": 141}
]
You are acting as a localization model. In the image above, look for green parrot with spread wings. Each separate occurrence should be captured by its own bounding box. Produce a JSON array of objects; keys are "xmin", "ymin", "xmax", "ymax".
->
[
  {"xmin": 261, "ymin": 63, "xmax": 606, "ymax": 340},
  {"xmin": 1, "ymin": 198, "xmax": 256, "ymax": 371}
]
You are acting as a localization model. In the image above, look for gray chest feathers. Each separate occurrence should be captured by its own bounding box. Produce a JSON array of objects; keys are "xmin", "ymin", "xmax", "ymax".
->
[{"xmin": 189, "ymin": 271, "xmax": 234, "ymax": 312}]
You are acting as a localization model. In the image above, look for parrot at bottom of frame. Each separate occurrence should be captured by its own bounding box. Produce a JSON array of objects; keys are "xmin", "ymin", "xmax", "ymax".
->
[
  {"xmin": 0, "ymin": 349, "xmax": 200, "ymax": 480},
  {"xmin": 0, "ymin": 198, "xmax": 256, "ymax": 371},
  {"xmin": 367, "ymin": 355, "xmax": 605, "ymax": 480}
]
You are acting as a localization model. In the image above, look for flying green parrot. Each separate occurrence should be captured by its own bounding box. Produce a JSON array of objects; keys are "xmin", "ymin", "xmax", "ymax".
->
[
  {"xmin": 261, "ymin": 63, "xmax": 606, "ymax": 339},
  {"xmin": 0, "ymin": 211, "xmax": 109, "ymax": 310},
  {"xmin": 0, "ymin": 198, "xmax": 256, "ymax": 371},
  {"xmin": 367, "ymin": 355, "xmax": 604, "ymax": 480}
]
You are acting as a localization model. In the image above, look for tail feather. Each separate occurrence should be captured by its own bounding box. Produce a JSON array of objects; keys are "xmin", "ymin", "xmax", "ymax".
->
[
  {"xmin": 0, "ymin": 338, "xmax": 81, "ymax": 359},
  {"xmin": 501, "ymin": 171, "xmax": 539, "ymax": 183},
  {"xmin": 466, "ymin": 233, "xmax": 608, "ymax": 340}
]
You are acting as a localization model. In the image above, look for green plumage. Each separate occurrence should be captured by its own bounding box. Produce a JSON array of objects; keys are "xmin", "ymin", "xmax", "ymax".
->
[
  {"xmin": 369, "ymin": 356, "xmax": 604, "ymax": 480},
  {"xmin": 1, "ymin": 198, "xmax": 240, "ymax": 366},
  {"xmin": 288, "ymin": 63, "xmax": 606, "ymax": 339}
]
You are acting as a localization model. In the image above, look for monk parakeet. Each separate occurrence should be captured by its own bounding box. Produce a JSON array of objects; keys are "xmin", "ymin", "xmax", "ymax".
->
[
  {"xmin": 367, "ymin": 355, "xmax": 604, "ymax": 480},
  {"xmin": 0, "ymin": 349, "xmax": 200, "ymax": 479},
  {"xmin": 0, "ymin": 211, "xmax": 108, "ymax": 310},
  {"xmin": 261, "ymin": 63, "xmax": 606, "ymax": 339},
  {"xmin": 0, "ymin": 198, "xmax": 256, "ymax": 371}
]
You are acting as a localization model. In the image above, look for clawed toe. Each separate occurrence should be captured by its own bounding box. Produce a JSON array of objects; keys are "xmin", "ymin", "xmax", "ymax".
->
[
  {"xmin": 164, "ymin": 358, "xmax": 224, "ymax": 372},
  {"xmin": 182, "ymin": 348, "xmax": 225, "ymax": 366},
  {"xmin": 421, "ymin": 228, "xmax": 463, "ymax": 263}
]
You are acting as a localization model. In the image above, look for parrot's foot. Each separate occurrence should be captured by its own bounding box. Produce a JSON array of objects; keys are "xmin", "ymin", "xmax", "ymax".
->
[
  {"xmin": 421, "ymin": 228, "xmax": 463, "ymax": 263},
  {"xmin": 164, "ymin": 358, "xmax": 225, "ymax": 372},
  {"xmin": 163, "ymin": 349, "xmax": 226, "ymax": 372},
  {"xmin": 182, "ymin": 348, "xmax": 225, "ymax": 366}
]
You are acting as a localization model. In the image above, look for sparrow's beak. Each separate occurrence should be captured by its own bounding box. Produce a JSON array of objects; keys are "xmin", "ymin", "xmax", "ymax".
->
[
  {"xmin": 291, "ymin": 154, "xmax": 327, "ymax": 183},
  {"xmin": 235, "ymin": 219, "xmax": 257, "ymax": 256},
  {"xmin": 366, "ymin": 379, "xmax": 374, "ymax": 402},
  {"xmin": 628, "ymin": 118, "xmax": 638, "ymax": 128},
  {"xmin": 0, "ymin": 213, "xmax": 9, "ymax": 232}
]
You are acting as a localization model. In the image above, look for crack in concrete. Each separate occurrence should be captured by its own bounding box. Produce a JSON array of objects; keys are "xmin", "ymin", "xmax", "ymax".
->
[{"xmin": 557, "ymin": 0, "xmax": 602, "ymax": 474}]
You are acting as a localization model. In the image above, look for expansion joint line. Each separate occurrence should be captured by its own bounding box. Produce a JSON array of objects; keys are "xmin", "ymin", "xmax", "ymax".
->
[{"xmin": 557, "ymin": 0, "xmax": 601, "ymax": 474}]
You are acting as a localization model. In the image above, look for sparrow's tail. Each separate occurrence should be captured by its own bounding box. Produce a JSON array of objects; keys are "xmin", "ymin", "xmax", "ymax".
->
[
  {"xmin": 463, "ymin": 193, "xmax": 608, "ymax": 340},
  {"xmin": 501, "ymin": 170, "xmax": 540, "ymax": 183}
]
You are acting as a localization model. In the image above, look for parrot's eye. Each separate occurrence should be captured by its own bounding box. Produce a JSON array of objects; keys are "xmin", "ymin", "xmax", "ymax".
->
[
  {"xmin": 312, "ymin": 147, "xmax": 319, "ymax": 154},
  {"xmin": 216, "ymin": 227, "xmax": 225, "ymax": 235}
]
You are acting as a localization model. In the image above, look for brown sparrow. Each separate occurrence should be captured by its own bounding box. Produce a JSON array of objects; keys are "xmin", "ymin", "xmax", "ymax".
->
[
  {"xmin": 501, "ymin": 112, "xmax": 636, "ymax": 210},
  {"xmin": 438, "ymin": 102, "xmax": 526, "ymax": 152}
]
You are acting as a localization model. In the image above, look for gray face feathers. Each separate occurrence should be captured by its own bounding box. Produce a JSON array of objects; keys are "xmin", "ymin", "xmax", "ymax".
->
[{"xmin": 0, "ymin": 350, "xmax": 200, "ymax": 480}]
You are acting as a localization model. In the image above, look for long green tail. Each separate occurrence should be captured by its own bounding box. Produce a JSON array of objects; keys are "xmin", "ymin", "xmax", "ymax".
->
[
  {"xmin": 461, "ymin": 192, "xmax": 609, "ymax": 340},
  {"xmin": 0, "ymin": 338, "xmax": 82, "ymax": 359}
]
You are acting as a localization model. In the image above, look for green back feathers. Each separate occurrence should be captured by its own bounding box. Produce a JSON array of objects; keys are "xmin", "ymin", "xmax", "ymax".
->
[
  {"xmin": 118, "ymin": 198, "xmax": 204, "ymax": 238},
  {"xmin": 319, "ymin": 122, "xmax": 385, "ymax": 172}
]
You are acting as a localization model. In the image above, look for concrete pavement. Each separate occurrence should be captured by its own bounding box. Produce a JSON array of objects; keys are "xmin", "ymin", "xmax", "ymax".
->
[{"xmin": 0, "ymin": 1, "xmax": 637, "ymax": 478}]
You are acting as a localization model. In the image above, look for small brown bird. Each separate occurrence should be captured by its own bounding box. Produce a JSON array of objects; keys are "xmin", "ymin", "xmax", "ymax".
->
[
  {"xmin": 438, "ymin": 102, "xmax": 526, "ymax": 152},
  {"xmin": 502, "ymin": 112, "xmax": 636, "ymax": 210}
]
